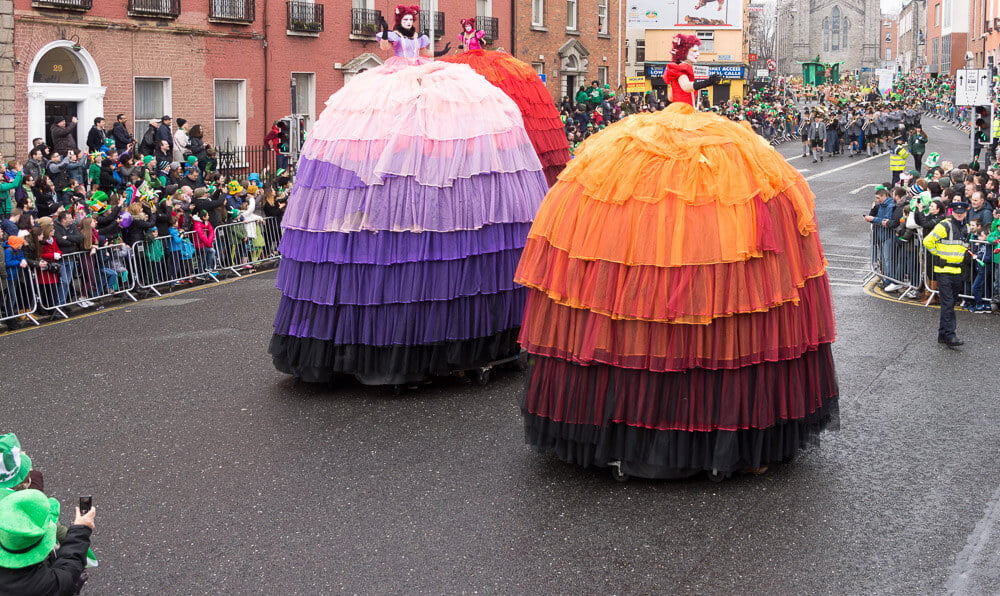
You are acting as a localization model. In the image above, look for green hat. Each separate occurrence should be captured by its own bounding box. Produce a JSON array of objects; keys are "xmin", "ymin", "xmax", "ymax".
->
[
  {"xmin": 186, "ymin": 155, "xmax": 197, "ymax": 165},
  {"xmin": 0, "ymin": 489, "xmax": 59, "ymax": 569},
  {"xmin": 0, "ymin": 434, "xmax": 32, "ymax": 490},
  {"xmin": 925, "ymin": 152, "xmax": 940, "ymax": 167},
  {"xmin": 142, "ymin": 155, "xmax": 154, "ymax": 165}
]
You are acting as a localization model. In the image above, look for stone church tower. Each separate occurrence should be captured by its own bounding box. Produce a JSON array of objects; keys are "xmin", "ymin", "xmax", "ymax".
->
[{"xmin": 777, "ymin": 0, "xmax": 880, "ymax": 77}]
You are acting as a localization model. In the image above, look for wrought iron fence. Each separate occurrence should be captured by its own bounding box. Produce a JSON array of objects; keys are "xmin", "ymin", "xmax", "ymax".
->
[
  {"xmin": 32, "ymin": 0, "xmax": 93, "ymax": 10},
  {"xmin": 287, "ymin": 1, "xmax": 324, "ymax": 32},
  {"xmin": 216, "ymin": 143, "xmax": 282, "ymax": 183},
  {"xmin": 351, "ymin": 7, "xmax": 382, "ymax": 37},
  {"xmin": 128, "ymin": 0, "xmax": 181, "ymax": 18},
  {"xmin": 209, "ymin": 0, "xmax": 255, "ymax": 23},
  {"xmin": 420, "ymin": 10, "xmax": 445, "ymax": 39},
  {"xmin": 476, "ymin": 16, "xmax": 499, "ymax": 45}
]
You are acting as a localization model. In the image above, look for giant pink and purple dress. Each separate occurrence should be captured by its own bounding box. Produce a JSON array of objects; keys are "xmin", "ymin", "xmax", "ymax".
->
[{"xmin": 270, "ymin": 31, "xmax": 548, "ymax": 385}]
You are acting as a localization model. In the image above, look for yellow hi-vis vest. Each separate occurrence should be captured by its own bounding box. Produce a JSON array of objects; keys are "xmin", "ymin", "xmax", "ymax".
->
[
  {"xmin": 889, "ymin": 146, "xmax": 909, "ymax": 171},
  {"xmin": 992, "ymin": 117, "xmax": 1000, "ymax": 141},
  {"xmin": 923, "ymin": 219, "xmax": 967, "ymax": 274}
]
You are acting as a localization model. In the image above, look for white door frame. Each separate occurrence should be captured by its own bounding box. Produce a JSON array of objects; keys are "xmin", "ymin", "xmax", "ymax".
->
[{"xmin": 26, "ymin": 40, "xmax": 106, "ymax": 151}]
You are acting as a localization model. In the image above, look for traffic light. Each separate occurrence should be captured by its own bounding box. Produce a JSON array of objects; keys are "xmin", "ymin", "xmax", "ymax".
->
[{"xmin": 975, "ymin": 105, "xmax": 994, "ymax": 144}]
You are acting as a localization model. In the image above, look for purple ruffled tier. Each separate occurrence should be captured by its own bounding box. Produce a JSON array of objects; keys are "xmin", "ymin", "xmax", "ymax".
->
[
  {"xmin": 276, "ymin": 248, "xmax": 522, "ymax": 305},
  {"xmin": 278, "ymin": 223, "xmax": 531, "ymax": 264},
  {"xmin": 273, "ymin": 289, "xmax": 526, "ymax": 345},
  {"xmin": 282, "ymin": 169, "xmax": 547, "ymax": 233},
  {"xmin": 300, "ymin": 132, "xmax": 543, "ymax": 187}
]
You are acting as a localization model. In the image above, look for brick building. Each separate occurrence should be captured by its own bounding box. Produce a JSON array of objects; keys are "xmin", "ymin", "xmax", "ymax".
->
[
  {"xmin": 879, "ymin": 13, "xmax": 899, "ymax": 69},
  {"xmin": 10, "ymin": 0, "xmax": 509, "ymax": 155},
  {"xmin": 969, "ymin": 0, "xmax": 1000, "ymax": 71},
  {"xmin": 512, "ymin": 0, "xmax": 621, "ymax": 100},
  {"xmin": 923, "ymin": 0, "xmax": 966, "ymax": 76}
]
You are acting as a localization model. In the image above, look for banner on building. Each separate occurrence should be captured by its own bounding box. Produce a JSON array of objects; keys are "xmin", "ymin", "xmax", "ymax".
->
[
  {"xmin": 626, "ymin": 76, "xmax": 653, "ymax": 92},
  {"xmin": 626, "ymin": 0, "xmax": 742, "ymax": 30}
]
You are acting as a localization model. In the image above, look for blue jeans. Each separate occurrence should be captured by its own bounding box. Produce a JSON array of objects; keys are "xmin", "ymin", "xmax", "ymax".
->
[
  {"xmin": 55, "ymin": 260, "xmax": 76, "ymax": 305},
  {"xmin": 198, "ymin": 247, "xmax": 217, "ymax": 271},
  {"xmin": 972, "ymin": 262, "xmax": 992, "ymax": 306}
]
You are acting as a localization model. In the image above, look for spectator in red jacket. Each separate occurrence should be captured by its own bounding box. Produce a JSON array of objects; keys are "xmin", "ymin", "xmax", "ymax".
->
[
  {"xmin": 193, "ymin": 210, "xmax": 217, "ymax": 276},
  {"xmin": 33, "ymin": 217, "xmax": 62, "ymax": 312}
]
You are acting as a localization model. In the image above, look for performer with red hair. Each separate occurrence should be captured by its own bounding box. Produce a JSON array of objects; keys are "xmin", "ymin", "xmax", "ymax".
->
[
  {"xmin": 514, "ymin": 33, "xmax": 840, "ymax": 480},
  {"xmin": 665, "ymin": 33, "xmax": 721, "ymax": 106},
  {"xmin": 441, "ymin": 20, "xmax": 570, "ymax": 185},
  {"xmin": 457, "ymin": 18, "xmax": 486, "ymax": 50}
]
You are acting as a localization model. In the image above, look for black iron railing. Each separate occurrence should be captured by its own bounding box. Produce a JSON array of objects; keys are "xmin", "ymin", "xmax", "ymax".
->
[
  {"xmin": 419, "ymin": 10, "xmax": 445, "ymax": 39},
  {"xmin": 209, "ymin": 0, "xmax": 255, "ymax": 23},
  {"xmin": 32, "ymin": 0, "xmax": 93, "ymax": 10},
  {"xmin": 476, "ymin": 16, "xmax": 498, "ymax": 46},
  {"xmin": 351, "ymin": 7, "xmax": 382, "ymax": 36},
  {"xmin": 128, "ymin": 0, "xmax": 181, "ymax": 18},
  {"xmin": 287, "ymin": 1, "xmax": 324, "ymax": 32}
]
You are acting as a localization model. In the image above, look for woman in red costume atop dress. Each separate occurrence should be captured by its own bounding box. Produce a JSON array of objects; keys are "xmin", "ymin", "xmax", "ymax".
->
[{"xmin": 664, "ymin": 34, "xmax": 721, "ymax": 106}]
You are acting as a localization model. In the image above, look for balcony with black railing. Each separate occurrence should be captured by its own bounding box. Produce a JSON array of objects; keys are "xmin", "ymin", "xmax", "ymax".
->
[
  {"xmin": 350, "ymin": 7, "xmax": 382, "ymax": 37},
  {"xmin": 419, "ymin": 10, "xmax": 445, "ymax": 39},
  {"xmin": 32, "ymin": 0, "xmax": 93, "ymax": 10},
  {"xmin": 287, "ymin": 1, "xmax": 324, "ymax": 34},
  {"xmin": 128, "ymin": 0, "xmax": 181, "ymax": 18},
  {"xmin": 476, "ymin": 16, "xmax": 499, "ymax": 46},
  {"xmin": 209, "ymin": 0, "xmax": 255, "ymax": 24}
]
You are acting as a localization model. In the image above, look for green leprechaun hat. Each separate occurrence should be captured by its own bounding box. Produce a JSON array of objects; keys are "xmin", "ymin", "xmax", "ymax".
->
[
  {"xmin": 0, "ymin": 489, "xmax": 59, "ymax": 569},
  {"xmin": 0, "ymin": 434, "xmax": 32, "ymax": 490}
]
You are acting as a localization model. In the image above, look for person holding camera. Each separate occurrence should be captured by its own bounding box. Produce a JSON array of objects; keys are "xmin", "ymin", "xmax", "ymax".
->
[{"xmin": 0, "ymin": 489, "xmax": 95, "ymax": 595}]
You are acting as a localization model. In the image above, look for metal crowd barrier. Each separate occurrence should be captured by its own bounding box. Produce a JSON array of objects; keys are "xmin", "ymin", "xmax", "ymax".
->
[
  {"xmin": 130, "ymin": 216, "xmax": 283, "ymax": 297},
  {"xmin": 869, "ymin": 224, "xmax": 999, "ymax": 309},
  {"xmin": 48, "ymin": 243, "xmax": 138, "ymax": 319},
  {"xmin": 868, "ymin": 223, "xmax": 925, "ymax": 301},
  {"xmin": 923, "ymin": 238, "xmax": 998, "ymax": 308},
  {"xmin": 1, "ymin": 216, "xmax": 285, "ymax": 330},
  {"xmin": 0, "ymin": 269, "xmax": 41, "ymax": 328}
]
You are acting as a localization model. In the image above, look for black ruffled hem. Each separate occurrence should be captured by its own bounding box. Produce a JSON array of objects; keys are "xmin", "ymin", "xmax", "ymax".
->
[
  {"xmin": 270, "ymin": 328, "xmax": 521, "ymax": 385},
  {"xmin": 522, "ymin": 399, "xmax": 839, "ymax": 479}
]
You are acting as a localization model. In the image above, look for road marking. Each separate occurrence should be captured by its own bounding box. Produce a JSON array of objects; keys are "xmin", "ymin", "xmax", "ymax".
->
[
  {"xmin": 945, "ymin": 483, "xmax": 1000, "ymax": 594},
  {"xmin": 850, "ymin": 183, "xmax": 880, "ymax": 195},
  {"xmin": 797, "ymin": 168, "xmax": 811, "ymax": 173},
  {"xmin": 931, "ymin": 125, "xmax": 945, "ymax": 130},
  {"xmin": 805, "ymin": 153, "xmax": 882, "ymax": 181}
]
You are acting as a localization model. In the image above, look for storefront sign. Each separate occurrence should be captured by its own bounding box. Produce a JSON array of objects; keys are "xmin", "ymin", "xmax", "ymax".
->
[{"xmin": 626, "ymin": 76, "xmax": 652, "ymax": 92}]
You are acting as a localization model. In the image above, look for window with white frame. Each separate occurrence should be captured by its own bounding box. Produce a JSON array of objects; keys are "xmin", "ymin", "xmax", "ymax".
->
[
  {"xmin": 477, "ymin": 0, "xmax": 491, "ymax": 17},
  {"xmin": 532, "ymin": 0, "xmax": 543, "ymax": 26},
  {"xmin": 134, "ymin": 78, "xmax": 171, "ymax": 124},
  {"xmin": 696, "ymin": 30, "xmax": 714, "ymax": 53},
  {"xmin": 886, "ymin": 48, "xmax": 892, "ymax": 61},
  {"xmin": 943, "ymin": 0, "xmax": 950, "ymax": 27},
  {"xmin": 291, "ymin": 72, "xmax": 316, "ymax": 132},
  {"xmin": 566, "ymin": 0, "xmax": 577, "ymax": 30},
  {"xmin": 531, "ymin": 62, "xmax": 544, "ymax": 75},
  {"xmin": 635, "ymin": 39, "xmax": 645, "ymax": 63},
  {"xmin": 214, "ymin": 79, "xmax": 246, "ymax": 149},
  {"xmin": 597, "ymin": 66, "xmax": 608, "ymax": 86},
  {"xmin": 597, "ymin": 0, "xmax": 608, "ymax": 34}
]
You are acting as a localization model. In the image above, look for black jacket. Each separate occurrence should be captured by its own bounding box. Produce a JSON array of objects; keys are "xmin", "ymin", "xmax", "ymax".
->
[
  {"xmin": 0, "ymin": 525, "xmax": 91, "ymax": 596},
  {"xmin": 86, "ymin": 125, "xmax": 107, "ymax": 152},
  {"xmin": 112, "ymin": 121, "xmax": 134, "ymax": 151},
  {"xmin": 50, "ymin": 122, "xmax": 78, "ymax": 155},
  {"xmin": 53, "ymin": 220, "xmax": 84, "ymax": 254},
  {"xmin": 192, "ymin": 193, "xmax": 226, "ymax": 227}
]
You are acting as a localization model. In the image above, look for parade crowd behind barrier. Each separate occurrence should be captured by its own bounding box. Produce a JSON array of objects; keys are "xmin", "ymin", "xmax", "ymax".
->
[
  {"xmin": 557, "ymin": 74, "xmax": 963, "ymax": 154},
  {"xmin": 1, "ymin": 114, "xmax": 291, "ymax": 331}
]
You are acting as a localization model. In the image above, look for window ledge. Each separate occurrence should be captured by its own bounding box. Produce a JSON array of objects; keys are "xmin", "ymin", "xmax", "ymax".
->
[
  {"xmin": 565, "ymin": 29, "xmax": 581, "ymax": 36},
  {"xmin": 597, "ymin": 33, "xmax": 611, "ymax": 39},
  {"xmin": 349, "ymin": 33, "xmax": 378, "ymax": 41},
  {"xmin": 287, "ymin": 30, "xmax": 321, "ymax": 37},
  {"xmin": 530, "ymin": 25, "xmax": 548, "ymax": 32}
]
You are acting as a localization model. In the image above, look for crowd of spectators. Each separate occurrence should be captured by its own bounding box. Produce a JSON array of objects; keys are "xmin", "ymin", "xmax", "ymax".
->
[{"xmin": 1, "ymin": 114, "xmax": 292, "ymax": 331}]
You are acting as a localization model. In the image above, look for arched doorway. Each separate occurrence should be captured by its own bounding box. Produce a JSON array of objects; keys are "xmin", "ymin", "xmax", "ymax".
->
[
  {"xmin": 27, "ymin": 41, "xmax": 105, "ymax": 151},
  {"xmin": 558, "ymin": 39, "xmax": 589, "ymax": 100}
]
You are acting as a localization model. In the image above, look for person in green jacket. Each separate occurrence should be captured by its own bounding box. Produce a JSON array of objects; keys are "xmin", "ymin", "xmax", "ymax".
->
[
  {"xmin": 574, "ymin": 85, "xmax": 589, "ymax": 108},
  {"xmin": 0, "ymin": 167, "xmax": 23, "ymax": 218},
  {"xmin": 907, "ymin": 125, "xmax": 928, "ymax": 172}
]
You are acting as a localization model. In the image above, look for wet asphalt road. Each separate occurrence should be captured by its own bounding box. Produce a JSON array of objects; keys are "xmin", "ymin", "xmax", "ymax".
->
[{"xmin": 3, "ymin": 115, "xmax": 1000, "ymax": 594}]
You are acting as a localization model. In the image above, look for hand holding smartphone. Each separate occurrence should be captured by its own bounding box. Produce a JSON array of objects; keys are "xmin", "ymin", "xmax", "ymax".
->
[{"xmin": 79, "ymin": 496, "xmax": 92, "ymax": 514}]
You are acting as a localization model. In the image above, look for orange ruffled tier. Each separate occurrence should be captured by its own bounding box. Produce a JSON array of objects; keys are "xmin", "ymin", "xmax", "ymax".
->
[
  {"xmin": 515, "ymin": 101, "xmax": 837, "ymax": 365},
  {"xmin": 441, "ymin": 50, "xmax": 570, "ymax": 184}
]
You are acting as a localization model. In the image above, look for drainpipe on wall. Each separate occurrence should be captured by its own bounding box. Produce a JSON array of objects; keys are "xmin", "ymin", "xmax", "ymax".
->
[
  {"xmin": 263, "ymin": 0, "xmax": 270, "ymax": 134},
  {"xmin": 510, "ymin": 0, "xmax": 516, "ymax": 57}
]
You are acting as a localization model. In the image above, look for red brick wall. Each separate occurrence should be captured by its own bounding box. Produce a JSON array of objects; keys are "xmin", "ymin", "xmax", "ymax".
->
[
  {"xmin": 13, "ymin": 0, "xmax": 509, "ymax": 152},
  {"xmin": 512, "ymin": 0, "xmax": 621, "ymax": 100}
]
